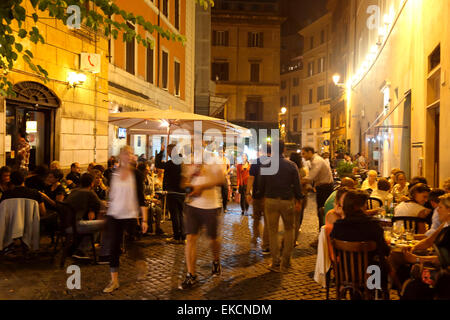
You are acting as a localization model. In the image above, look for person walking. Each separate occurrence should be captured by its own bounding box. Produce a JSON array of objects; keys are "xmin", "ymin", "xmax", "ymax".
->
[
  {"xmin": 301, "ymin": 147, "xmax": 334, "ymax": 231},
  {"xmin": 180, "ymin": 155, "xmax": 225, "ymax": 289},
  {"xmin": 247, "ymin": 146, "xmax": 271, "ymax": 254},
  {"xmin": 289, "ymin": 152, "xmax": 309, "ymax": 247},
  {"xmin": 236, "ymin": 154, "xmax": 250, "ymax": 215},
  {"xmin": 102, "ymin": 146, "xmax": 148, "ymax": 293},
  {"xmin": 156, "ymin": 143, "xmax": 186, "ymax": 244},
  {"xmin": 260, "ymin": 140, "xmax": 303, "ymax": 273}
]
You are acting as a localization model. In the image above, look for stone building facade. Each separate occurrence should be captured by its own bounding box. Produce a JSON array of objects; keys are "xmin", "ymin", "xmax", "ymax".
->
[
  {"xmin": 211, "ymin": 0, "xmax": 284, "ymax": 132},
  {"xmin": 1, "ymin": 1, "xmax": 109, "ymax": 170}
]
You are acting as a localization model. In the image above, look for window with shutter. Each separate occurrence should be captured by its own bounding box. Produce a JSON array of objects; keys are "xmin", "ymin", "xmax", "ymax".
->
[
  {"xmin": 174, "ymin": 61, "xmax": 180, "ymax": 96},
  {"xmin": 211, "ymin": 62, "xmax": 229, "ymax": 81},
  {"xmin": 162, "ymin": 51, "xmax": 168, "ymax": 89},
  {"xmin": 259, "ymin": 32, "xmax": 264, "ymax": 48},
  {"xmin": 245, "ymin": 98, "xmax": 263, "ymax": 121},
  {"xmin": 162, "ymin": 0, "xmax": 168, "ymax": 17},
  {"xmin": 125, "ymin": 22, "xmax": 135, "ymax": 75},
  {"xmin": 175, "ymin": 0, "xmax": 180, "ymax": 30},
  {"xmin": 146, "ymin": 46, "xmax": 154, "ymax": 84},
  {"xmin": 250, "ymin": 63, "xmax": 260, "ymax": 82},
  {"xmin": 309, "ymin": 89, "xmax": 313, "ymax": 104}
]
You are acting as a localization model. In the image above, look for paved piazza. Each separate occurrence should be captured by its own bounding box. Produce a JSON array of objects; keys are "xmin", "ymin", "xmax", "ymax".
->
[{"xmin": 0, "ymin": 194, "xmax": 371, "ymax": 300}]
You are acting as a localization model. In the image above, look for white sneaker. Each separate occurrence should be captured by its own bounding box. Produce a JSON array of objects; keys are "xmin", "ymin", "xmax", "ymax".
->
[{"xmin": 103, "ymin": 281, "xmax": 119, "ymax": 293}]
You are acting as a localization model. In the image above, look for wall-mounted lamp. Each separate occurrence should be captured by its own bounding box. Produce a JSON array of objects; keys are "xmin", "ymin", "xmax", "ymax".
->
[
  {"xmin": 67, "ymin": 71, "xmax": 87, "ymax": 87},
  {"xmin": 280, "ymin": 107, "xmax": 287, "ymax": 115},
  {"xmin": 333, "ymin": 74, "xmax": 345, "ymax": 87}
]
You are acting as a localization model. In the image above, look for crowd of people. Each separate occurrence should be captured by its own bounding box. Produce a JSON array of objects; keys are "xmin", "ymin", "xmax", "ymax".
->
[{"xmin": 1, "ymin": 139, "xmax": 450, "ymax": 300}]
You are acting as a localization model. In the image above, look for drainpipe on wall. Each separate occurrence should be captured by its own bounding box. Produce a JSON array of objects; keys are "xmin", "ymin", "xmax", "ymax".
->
[{"xmin": 157, "ymin": 0, "xmax": 161, "ymax": 88}]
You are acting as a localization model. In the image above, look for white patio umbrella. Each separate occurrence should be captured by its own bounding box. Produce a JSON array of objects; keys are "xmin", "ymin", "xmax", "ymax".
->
[{"xmin": 109, "ymin": 108, "xmax": 251, "ymax": 158}]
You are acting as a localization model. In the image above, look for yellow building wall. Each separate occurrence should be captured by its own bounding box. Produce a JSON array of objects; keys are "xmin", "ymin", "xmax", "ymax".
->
[{"xmin": 1, "ymin": 1, "xmax": 109, "ymax": 168}]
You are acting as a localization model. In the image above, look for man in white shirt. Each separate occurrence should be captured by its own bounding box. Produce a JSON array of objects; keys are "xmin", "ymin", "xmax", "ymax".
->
[
  {"xmin": 179, "ymin": 154, "xmax": 225, "ymax": 290},
  {"xmin": 425, "ymin": 189, "xmax": 446, "ymax": 237},
  {"xmin": 301, "ymin": 147, "xmax": 334, "ymax": 231}
]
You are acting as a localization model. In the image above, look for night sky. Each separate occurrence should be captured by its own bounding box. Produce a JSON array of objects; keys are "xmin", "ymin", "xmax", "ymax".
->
[{"xmin": 280, "ymin": 0, "xmax": 328, "ymax": 36}]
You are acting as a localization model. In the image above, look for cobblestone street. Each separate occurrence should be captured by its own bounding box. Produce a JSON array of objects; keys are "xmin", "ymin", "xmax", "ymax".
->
[{"xmin": 0, "ymin": 194, "xmax": 332, "ymax": 300}]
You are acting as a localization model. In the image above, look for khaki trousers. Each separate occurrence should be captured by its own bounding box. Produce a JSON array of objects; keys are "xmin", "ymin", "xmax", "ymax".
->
[{"xmin": 264, "ymin": 198, "xmax": 295, "ymax": 267}]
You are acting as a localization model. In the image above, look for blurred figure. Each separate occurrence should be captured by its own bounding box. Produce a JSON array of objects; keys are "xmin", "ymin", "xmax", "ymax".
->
[
  {"xmin": 104, "ymin": 157, "xmax": 118, "ymax": 186},
  {"xmin": 16, "ymin": 132, "xmax": 30, "ymax": 174},
  {"xmin": 443, "ymin": 178, "xmax": 450, "ymax": 194},
  {"xmin": 156, "ymin": 143, "xmax": 185, "ymax": 244},
  {"xmin": 180, "ymin": 152, "xmax": 225, "ymax": 289},
  {"xmin": 236, "ymin": 153, "xmax": 250, "ymax": 215},
  {"xmin": 87, "ymin": 162, "xmax": 97, "ymax": 175},
  {"xmin": 247, "ymin": 146, "xmax": 271, "ymax": 253},
  {"xmin": 50, "ymin": 161, "xmax": 60, "ymax": 170},
  {"xmin": 324, "ymin": 177, "xmax": 356, "ymax": 217},
  {"xmin": 289, "ymin": 152, "xmax": 309, "ymax": 247},
  {"xmin": 343, "ymin": 153, "xmax": 352, "ymax": 164},
  {"xmin": 101, "ymin": 146, "xmax": 148, "ymax": 293}
]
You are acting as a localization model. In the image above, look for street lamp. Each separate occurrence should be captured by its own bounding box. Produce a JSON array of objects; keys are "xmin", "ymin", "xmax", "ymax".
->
[{"xmin": 278, "ymin": 107, "xmax": 287, "ymax": 140}]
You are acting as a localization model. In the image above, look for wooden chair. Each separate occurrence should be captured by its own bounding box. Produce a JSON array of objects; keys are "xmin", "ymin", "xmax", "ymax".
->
[
  {"xmin": 331, "ymin": 239, "xmax": 378, "ymax": 300},
  {"xmin": 391, "ymin": 216, "xmax": 427, "ymax": 234},
  {"xmin": 367, "ymin": 197, "xmax": 383, "ymax": 210}
]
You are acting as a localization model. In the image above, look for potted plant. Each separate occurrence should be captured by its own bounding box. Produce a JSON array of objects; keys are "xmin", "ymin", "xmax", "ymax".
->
[{"xmin": 336, "ymin": 160, "xmax": 356, "ymax": 179}]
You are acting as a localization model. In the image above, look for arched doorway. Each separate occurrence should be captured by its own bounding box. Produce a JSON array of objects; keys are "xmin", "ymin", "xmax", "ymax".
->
[{"xmin": 6, "ymin": 81, "xmax": 60, "ymax": 171}]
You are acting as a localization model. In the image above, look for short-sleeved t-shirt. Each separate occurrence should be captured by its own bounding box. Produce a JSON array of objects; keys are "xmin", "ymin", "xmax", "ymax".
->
[
  {"xmin": 0, "ymin": 186, "xmax": 43, "ymax": 203},
  {"xmin": 249, "ymin": 158, "xmax": 264, "ymax": 200},
  {"xmin": 324, "ymin": 190, "xmax": 337, "ymax": 216}
]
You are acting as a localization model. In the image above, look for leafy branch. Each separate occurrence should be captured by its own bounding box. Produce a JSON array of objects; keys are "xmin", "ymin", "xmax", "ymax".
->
[{"xmin": 0, "ymin": 0, "xmax": 213, "ymax": 97}]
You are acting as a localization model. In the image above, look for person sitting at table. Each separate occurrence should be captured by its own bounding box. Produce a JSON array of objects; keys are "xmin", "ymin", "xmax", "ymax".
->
[
  {"xmin": 371, "ymin": 178, "xmax": 394, "ymax": 208},
  {"xmin": 424, "ymin": 189, "xmax": 447, "ymax": 237},
  {"xmin": 330, "ymin": 189, "xmax": 391, "ymax": 294},
  {"xmin": 40, "ymin": 169, "xmax": 66, "ymax": 211},
  {"xmin": 66, "ymin": 162, "xmax": 81, "ymax": 188},
  {"xmin": 0, "ymin": 166, "xmax": 12, "ymax": 197},
  {"xmin": 392, "ymin": 171, "xmax": 409, "ymax": 203},
  {"xmin": 93, "ymin": 169, "xmax": 108, "ymax": 201},
  {"xmin": 64, "ymin": 173, "xmax": 105, "ymax": 260},
  {"xmin": 444, "ymin": 178, "xmax": 450, "ymax": 194},
  {"xmin": 1, "ymin": 170, "xmax": 46, "ymax": 216},
  {"xmin": 402, "ymin": 194, "xmax": 450, "ymax": 267},
  {"xmin": 394, "ymin": 184, "xmax": 432, "ymax": 234},
  {"xmin": 361, "ymin": 170, "xmax": 378, "ymax": 193},
  {"xmin": 324, "ymin": 178, "xmax": 356, "ymax": 217},
  {"xmin": 325, "ymin": 187, "xmax": 350, "ymax": 227},
  {"xmin": 388, "ymin": 168, "xmax": 402, "ymax": 190},
  {"xmin": 25, "ymin": 164, "xmax": 48, "ymax": 192}
]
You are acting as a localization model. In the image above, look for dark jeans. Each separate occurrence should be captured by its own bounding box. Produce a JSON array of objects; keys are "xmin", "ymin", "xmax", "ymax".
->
[
  {"xmin": 149, "ymin": 205, "xmax": 162, "ymax": 232},
  {"xmin": 40, "ymin": 211, "xmax": 58, "ymax": 242},
  {"xmin": 167, "ymin": 193, "xmax": 185, "ymax": 240},
  {"xmin": 239, "ymin": 185, "xmax": 249, "ymax": 212},
  {"xmin": 101, "ymin": 216, "xmax": 143, "ymax": 272},
  {"xmin": 221, "ymin": 183, "xmax": 228, "ymax": 210},
  {"xmin": 316, "ymin": 183, "xmax": 334, "ymax": 230},
  {"xmin": 294, "ymin": 197, "xmax": 307, "ymax": 243}
]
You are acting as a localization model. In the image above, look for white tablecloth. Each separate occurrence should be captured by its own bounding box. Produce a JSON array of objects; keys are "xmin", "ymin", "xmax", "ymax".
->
[
  {"xmin": 314, "ymin": 226, "xmax": 331, "ymax": 288},
  {"xmin": 0, "ymin": 198, "xmax": 40, "ymax": 250}
]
